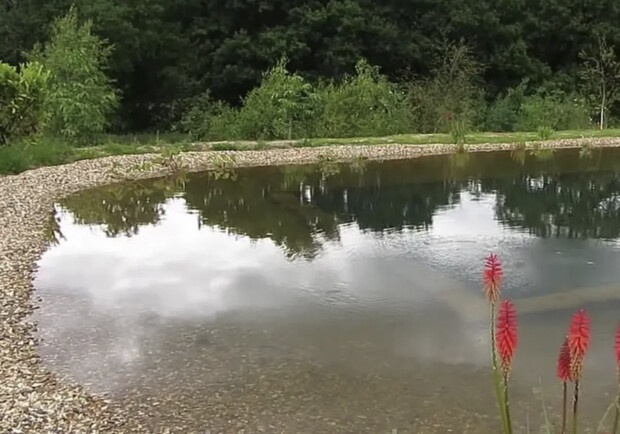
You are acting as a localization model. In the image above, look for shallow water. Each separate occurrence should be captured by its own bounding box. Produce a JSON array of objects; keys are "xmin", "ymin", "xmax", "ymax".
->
[{"xmin": 34, "ymin": 148, "xmax": 620, "ymax": 432}]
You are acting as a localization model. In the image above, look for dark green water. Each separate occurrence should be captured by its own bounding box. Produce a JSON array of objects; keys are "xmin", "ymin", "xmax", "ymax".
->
[{"xmin": 34, "ymin": 148, "xmax": 620, "ymax": 433}]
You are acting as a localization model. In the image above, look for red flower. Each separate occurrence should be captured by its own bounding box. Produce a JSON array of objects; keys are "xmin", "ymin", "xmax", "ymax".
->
[
  {"xmin": 557, "ymin": 337, "xmax": 572, "ymax": 382},
  {"xmin": 496, "ymin": 299, "xmax": 518, "ymax": 376},
  {"xmin": 568, "ymin": 309, "xmax": 591, "ymax": 380},
  {"xmin": 484, "ymin": 254, "xmax": 503, "ymax": 304},
  {"xmin": 615, "ymin": 322, "xmax": 620, "ymax": 367}
]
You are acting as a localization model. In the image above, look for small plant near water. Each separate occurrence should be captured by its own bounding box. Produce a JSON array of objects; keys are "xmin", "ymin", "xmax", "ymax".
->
[
  {"xmin": 317, "ymin": 153, "xmax": 341, "ymax": 179},
  {"xmin": 579, "ymin": 142, "xmax": 596, "ymax": 159},
  {"xmin": 450, "ymin": 118, "xmax": 469, "ymax": 147},
  {"xmin": 209, "ymin": 153, "xmax": 237, "ymax": 180},
  {"xmin": 537, "ymin": 125, "xmax": 555, "ymax": 140},
  {"xmin": 483, "ymin": 254, "xmax": 620, "ymax": 434},
  {"xmin": 105, "ymin": 146, "xmax": 188, "ymax": 182},
  {"xmin": 150, "ymin": 146, "xmax": 186, "ymax": 174}
]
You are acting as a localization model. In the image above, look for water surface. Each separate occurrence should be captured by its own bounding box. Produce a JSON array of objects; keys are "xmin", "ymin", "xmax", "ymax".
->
[{"xmin": 35, "ymin": 148, "xmax": 620, "ymax": 432}]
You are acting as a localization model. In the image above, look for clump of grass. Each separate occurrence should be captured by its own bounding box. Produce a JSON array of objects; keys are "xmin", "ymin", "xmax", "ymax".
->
[
  {"xmin": 101, "ymin": 141, "xmax": 142, "ymax": 155},
  {"xmin": 450, "ymin": 119, "xmax": 468, "ymax": 146},
  {"xmin": 211, "ymin": 142, "xmax": 243, "ymax": 151},
  {"xmin": 0, "ymin": 144, "xmax": 33, "ymax": 174},
  {"xmin": 537, "ymin": 126, "xmax": 554, "ymax": 140},
  {"xmin": 0, "ymin": 138, "xmax": 76, "ymax": 174}
]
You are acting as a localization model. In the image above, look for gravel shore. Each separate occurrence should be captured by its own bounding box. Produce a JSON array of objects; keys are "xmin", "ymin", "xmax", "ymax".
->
[{"xmin": 1, "ymin": 138, "xmax": 620, "ymax": 433}]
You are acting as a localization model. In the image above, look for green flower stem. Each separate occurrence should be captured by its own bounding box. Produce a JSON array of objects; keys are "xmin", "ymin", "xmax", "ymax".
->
[
  {"xmin": 490, "ymin": 304, "xmax": 509, "ymax": 433},
  {"xmin": 572, "ymin": 381, "xmax": 580, "ymax": 434},
  {"xmin": 612, "ymin": 382, "xmax": 620, "ymax": 434},
  {"xmin": 503, "ymin": 375, "xmax": 513, "ymax": 434},
  {"xmin": 561, "ymin": 382, "xmax": 567, "ymax": 434}
]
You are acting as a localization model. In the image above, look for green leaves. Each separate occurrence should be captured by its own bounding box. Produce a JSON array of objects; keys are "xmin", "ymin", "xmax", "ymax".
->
[
  {"xmin": 316, "ymin": 59, "xmax": 411, "ymax": 138},
  {"xmin": 33, "ymin": 6, "xmax": 118, "ymax": 143},
  {"xmin": 0, "ymin": 61, "xmax": 50, "ymax": 145}
]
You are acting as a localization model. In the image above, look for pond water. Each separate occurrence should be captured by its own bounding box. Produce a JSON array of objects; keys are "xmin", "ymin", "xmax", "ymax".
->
[{"xmin": 34, "ymin": 148, "xmax": 620, "ymax": 433}]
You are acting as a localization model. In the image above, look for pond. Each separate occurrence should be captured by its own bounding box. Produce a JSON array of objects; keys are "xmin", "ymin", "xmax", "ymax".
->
[{"xmin": 34, "ymin": 148, "xmax": 620, "ymax": 432}]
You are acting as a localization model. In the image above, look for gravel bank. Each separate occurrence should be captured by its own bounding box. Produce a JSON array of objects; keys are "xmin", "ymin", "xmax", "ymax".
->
[{"xmin": 1, "ymin": 137, "xmax": 619, "ymax": 432}]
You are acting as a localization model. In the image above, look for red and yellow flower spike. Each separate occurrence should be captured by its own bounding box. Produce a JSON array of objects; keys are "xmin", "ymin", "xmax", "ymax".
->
[
  {"xmin": 484, "ymin": 253, "xmax": 503, "ymax": 305},
  {"xmin": 612, "ymin": 322, "xmax": 620, "ymax": 434},
  {"xmin": 615, "ymin": 322, "xmax": 620, "ymax": 369},
  {"xmin": 557, "ymin": 337, "xmax": 572, "ymax": 383},
  {"xmin": 557, "ymin": 337, "xmax": 572, "ymax": 434},
  {"xmin": 496, "ymin": 299, "xmax": 518, "ymax": 377},
  {"xmin": 568, "ymin": 309, "xmax": 591, "ymax": 381}
]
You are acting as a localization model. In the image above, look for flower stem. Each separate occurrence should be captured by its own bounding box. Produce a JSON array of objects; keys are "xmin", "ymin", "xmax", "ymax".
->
[
  {"xmin": 503, "ymin": 374, "xmax": 513, "ymax": 434},
  {"xmin": 572, "ymin": 381, "xmax": 580, "ymax": 434},
  {"xmin": 561, "ymin": 382, "xmax": 567, "ymax": 434},
  {"xmin": 613, "ymin": 383, "xmax": 620, "ymax": 434},
  {"xmin": 491, "ymin": 304, "xmax": 508, "ymax": 433}
]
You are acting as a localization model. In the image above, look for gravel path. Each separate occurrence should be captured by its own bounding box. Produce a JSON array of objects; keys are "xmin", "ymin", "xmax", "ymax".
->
[{"xmin": 1, "ymin": 138, "xmax": 619, "ymax": 432}]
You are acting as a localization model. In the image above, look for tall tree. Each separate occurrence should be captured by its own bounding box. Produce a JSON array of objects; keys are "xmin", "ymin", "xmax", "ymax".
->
[
  {"xmin": 32, "ymin": 7, "xmax": 119, "ymax": 142},
  {"xmin": 579, "ymin": 35, "xmax": 620, "ymax": 129}
]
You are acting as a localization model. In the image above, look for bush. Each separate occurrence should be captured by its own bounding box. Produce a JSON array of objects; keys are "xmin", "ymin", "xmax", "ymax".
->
[
  {"xmin": 484, "ymin": 84, "xmax": 592, "ymax": 132},
  {"xmin": 184, "ymin": 58, "xmax": 411, "ymax": 141},
  {"xmin": 408, "ymin": 40, "xmax": 485, "ymax": 133},
  {"xmin": 517, "ymin": 93, "xmax": 591, "ymax": 131},
  {"xmin": 32, "ymin": 6, "xmax": 118, "ymax": 144},
  {"xmin": 178, "ymin": 91, "xmax": 234, "ymax": 141},
  {"xmin": 314, "ymin": 60, "xmax": 412, "ymax": 138},
  {"xmin": 483, "ymin": 84, "xmax": 526, "ymax": 132},
  {"xmin": 184, "ymin": 58, "xmax": 317, "ymax": 141},
  {"xmin": 0, "ymin": 61, "xmax": 50, "ymax": 145},
  {"xmin": 234, "ymin": 57, "xmax": 316, "ymax": 140}
]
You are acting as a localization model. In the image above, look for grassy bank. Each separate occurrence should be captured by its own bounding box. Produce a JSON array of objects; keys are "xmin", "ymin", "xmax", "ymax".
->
[{"xmin": 2, "ymin": 129, "xmax": 620, "ymax": 175}]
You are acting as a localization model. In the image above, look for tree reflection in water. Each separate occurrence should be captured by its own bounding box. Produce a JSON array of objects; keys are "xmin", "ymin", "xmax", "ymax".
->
[{"xmin": 60, "ymin": 147, "xmax": 620, "ymax": 257}]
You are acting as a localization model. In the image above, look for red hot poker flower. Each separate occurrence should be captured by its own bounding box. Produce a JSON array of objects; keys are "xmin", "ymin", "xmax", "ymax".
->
[
  {"xmin": 484, "ymin": 254, "xmax": 503, "ymax": 305},
  {"xmin": 615, "ymin": 321, "xmax": 620, "ymax": 367},
  {"xmin": 568, "ymin": 309, "xmax": 591, "ymax": 380},
  {"xmin": 557, "ymin": 337, "xmax": 572, "ymax": 383},
  {"xmin": 496, "ymin": 299, "xmax": 518, "ymax": 376}
]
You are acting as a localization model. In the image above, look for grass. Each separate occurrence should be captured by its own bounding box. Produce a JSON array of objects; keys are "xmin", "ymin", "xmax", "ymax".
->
[{"xmin": 2, "ymin": 128, "xmax": 620, "ymax": 175}]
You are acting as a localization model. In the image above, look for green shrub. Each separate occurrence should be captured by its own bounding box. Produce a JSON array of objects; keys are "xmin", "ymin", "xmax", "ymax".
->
[
  {"xmin": 450, "ymin": 119, "xmax": 468, "ymax": 145},
  {"xmin": 0, "ymin": 61, "xmax": 50, "ymax": 145},
  {"xmin": 536, "ymin": 125, "xmax": 554, "ymax": 140},
  {"xmin": 186, "ymin": 58, "xmax": 317, "ymax": 141},
  {"xmin": 408, "ymin": 41, "xmax": 484, "ymax": 133},
  {"xmin": 207, "ymin": 106, "xmax": 244, "ymax": 140},
  {"xmin": 517, "ymin": 93, "xmax": 591, "ymax": 131},
  {"xmin": 178, "ymin": 91, "xmax": 234, "ymax": 140},
  {"xmin": 234, "ymin": 57, "xmax": 316, "ymax": 140},
  {"xmin": 32, "ymin": 6, "xmax": 118, "ymax": 144},
  {"xmin": 483, "ymin": 84, "xmax": 526, "ymax": 132},
  {"xmin": 314, "ymin": 59, "xmax": 411, "ymax": 138}
]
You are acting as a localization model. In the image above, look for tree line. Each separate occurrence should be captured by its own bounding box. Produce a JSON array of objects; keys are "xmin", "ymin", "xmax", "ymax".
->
[
  {"xmin": 2, "ymin": 0, "xmax": 620, "ymax": 142},
  {"xmin": 61, "ymin": 147, "xmax": 620, "ymax": 258}
]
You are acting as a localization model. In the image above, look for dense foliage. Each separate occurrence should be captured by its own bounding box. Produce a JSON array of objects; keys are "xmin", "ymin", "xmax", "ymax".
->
[
  {"xmin": 0, "ymin": 61, "xmax": 50, "ymax": 145},
  {"xmin": 2, "ymin": 0, "xmax": 620, "ymax": 135},
  {"xmin": 31, "ymin": 7, "xmax": 118, "ymax": 143}
]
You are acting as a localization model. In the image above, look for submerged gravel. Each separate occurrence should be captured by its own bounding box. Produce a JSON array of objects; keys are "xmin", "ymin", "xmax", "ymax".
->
[{"xmin": 1, "ymin": 138, "xmax": 620, "ymax": 432}]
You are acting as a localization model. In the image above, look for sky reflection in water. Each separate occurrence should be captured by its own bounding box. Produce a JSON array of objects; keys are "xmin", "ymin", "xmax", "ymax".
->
[{"xmin": 33, "ymin": 148, "xmax": 620, "ymax": 431}]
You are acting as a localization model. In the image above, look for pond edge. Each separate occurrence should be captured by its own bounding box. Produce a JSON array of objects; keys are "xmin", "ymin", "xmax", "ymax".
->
[{"xmin": 1, "ymin": 138, "xmax": 620, "ymax": 432}]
